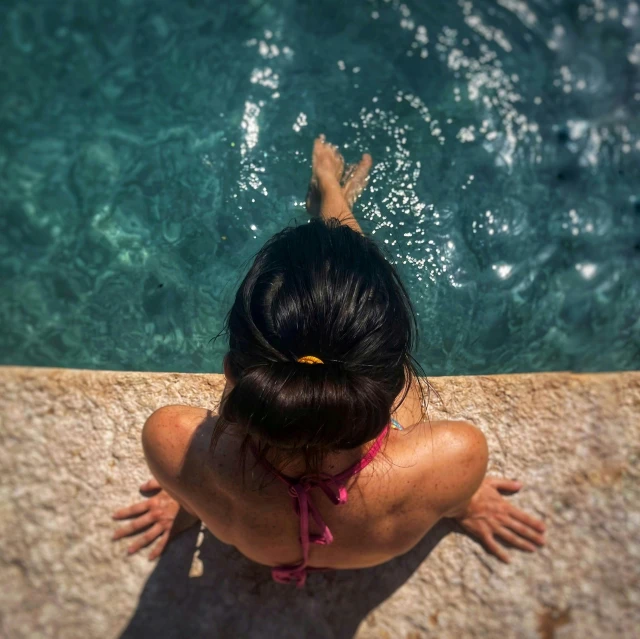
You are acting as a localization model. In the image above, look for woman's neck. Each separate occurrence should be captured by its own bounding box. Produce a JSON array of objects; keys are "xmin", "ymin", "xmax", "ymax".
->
[
  {"xmin": 259, "ymin": 433, "xmax": 385, "ymax": 478},
  {"xmin": 220, "ymin": 375, "xmax": 423, "ymax": 477}
]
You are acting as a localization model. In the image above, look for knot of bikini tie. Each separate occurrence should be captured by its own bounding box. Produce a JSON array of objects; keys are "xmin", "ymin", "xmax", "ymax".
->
[
  {"xmin": 287, "ymin": 474, "xmax": 349, "ymax": 547},
  {"xmin": 288, "ymin": 473, "xmax": 349, "ymax": 506}
]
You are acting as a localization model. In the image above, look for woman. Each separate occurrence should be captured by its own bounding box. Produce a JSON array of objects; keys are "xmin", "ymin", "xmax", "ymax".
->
[{"xmin": 112, "ymin": 136, "xmax": 545, "ymax": 587}]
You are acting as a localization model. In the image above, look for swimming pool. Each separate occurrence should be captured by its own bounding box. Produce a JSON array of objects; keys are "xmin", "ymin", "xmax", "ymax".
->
[{"xmin": 1, "ymin": 0, "xmax": 638, "ymax": 375}]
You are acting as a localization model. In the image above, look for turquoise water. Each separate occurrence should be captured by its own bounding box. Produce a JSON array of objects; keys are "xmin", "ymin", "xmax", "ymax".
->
[{"xmin": 1, "ymin": 0, "xmax": 639, "ymax": 375}]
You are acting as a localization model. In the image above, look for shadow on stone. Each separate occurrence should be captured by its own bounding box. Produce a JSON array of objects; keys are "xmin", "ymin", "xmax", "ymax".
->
[{"xmin": 120, "ymin": 520, "xmax": 452, "ymax": 639}]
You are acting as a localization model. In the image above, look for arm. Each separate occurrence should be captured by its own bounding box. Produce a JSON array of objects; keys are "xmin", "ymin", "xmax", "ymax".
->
[
  {"xmin": 428, "ymin": 421, "xmax": 489, "ymax": 519},
  {"xmin": 112, "ymin": 406, "xmax": 202, "ymax": 558},
  {"xmin": 140, "ymin": 405, "xmax": 199, "ymax": 515},
  {"xmin": 429, "ymin": 421, "xmax": 546, "ymax": 563}
]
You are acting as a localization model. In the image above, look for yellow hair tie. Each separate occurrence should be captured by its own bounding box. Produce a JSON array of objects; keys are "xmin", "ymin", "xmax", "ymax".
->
[{"xmin": 297, "ymin": 355, "xmax": 324, "ymax": 364}]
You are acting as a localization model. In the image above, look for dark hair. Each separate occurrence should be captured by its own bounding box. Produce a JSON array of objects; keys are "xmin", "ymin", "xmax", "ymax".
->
[{"xmin": 211, "ymin": 217, "xmax": 429, "ymax": 477}]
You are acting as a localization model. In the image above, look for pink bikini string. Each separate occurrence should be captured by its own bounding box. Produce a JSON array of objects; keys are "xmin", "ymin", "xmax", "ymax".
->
[{"xmin": 252, "ymin": 424, "xmax": 389, "ymax": 587}]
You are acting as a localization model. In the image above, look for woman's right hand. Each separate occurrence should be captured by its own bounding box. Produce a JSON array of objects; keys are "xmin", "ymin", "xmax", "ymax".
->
[{"xmin": 454, "ymin": 477, "xmax": 546, "ymax": 563}]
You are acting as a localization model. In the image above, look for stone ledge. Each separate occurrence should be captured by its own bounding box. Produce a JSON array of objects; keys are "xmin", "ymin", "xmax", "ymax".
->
[{"xmin": 0, "ymin": 366, "xmax": 638, "ymax": 638}]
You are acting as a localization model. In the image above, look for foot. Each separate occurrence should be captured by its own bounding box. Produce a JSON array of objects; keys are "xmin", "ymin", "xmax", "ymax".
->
[
  {"xmin": 312, "ymin": 134, "xmax": 345, "ymax": 185},
  {"xmin": 112, "ymin": 478, "xmax": 200, "ymax": 560},
  {"xmin": 306, "ymin": 135, "xmax": 345, "ymax": 216},
  {"xmin": 342, "ymin": 153, "xmax": 373, "ymax": 207}
]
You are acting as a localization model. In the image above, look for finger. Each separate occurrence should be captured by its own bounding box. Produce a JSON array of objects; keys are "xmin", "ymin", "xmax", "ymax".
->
[
  {"xmin": 112, "ymin": 512, "xmax": 155, "ymax": 540},
  {"xmin": 140, "ymin": 478, "xmax": 161, "ymax": 492},
  {"xmin": 497, "ymin": 526, "xmax": 537, "ymax": 552},
  {"xmin": 505, "ymin": 516, "xmax": 546, "ymax": 545},
  {"xmin": 148, "ymin": 532, "xmax": 169, "ymax": 561},
  {"xmin": 112, "ymin": 500, "xmax": 150, "ymax": 520},
  {"xmin": 127, "ymin": 523, "xmax": 164, "ymax": 555},
  {"xmin": 488, "ymin": 478, "xmax": 522, "ymax": 493},
  {"xmin": 482, "ymin": 533, "xmax": 511, "ymax": 564},
  {"xmin": 509, "ymin": 506, "xmax": 547, "ymax": 533}
]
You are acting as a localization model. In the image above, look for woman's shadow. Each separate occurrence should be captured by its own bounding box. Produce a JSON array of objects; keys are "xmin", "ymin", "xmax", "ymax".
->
[{"xmin": 120, "ymin": 520, "xmax": 451, "ymax": 639}]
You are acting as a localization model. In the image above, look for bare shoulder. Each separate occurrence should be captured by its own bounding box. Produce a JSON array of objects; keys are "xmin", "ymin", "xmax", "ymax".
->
[
  {"xmin": 426, "ymin": 419, "xmax": 488, "ymax": 460},
  {"xmin": 142, "ymin": 405, "xmax": 214, "ymax": 487},
  {"xmin": 407, "ymin": 420, "xmax": 488, "ymax": 517}
]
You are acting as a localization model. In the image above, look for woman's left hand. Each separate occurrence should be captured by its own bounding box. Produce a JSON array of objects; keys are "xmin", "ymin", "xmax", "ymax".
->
[
  {"xmin": 112, "ymin": 478, "xmax": 199, "ymax": 560},
  {"xmin": 454, "ymin": 477, "xmax": 546, "ymax": 563}
]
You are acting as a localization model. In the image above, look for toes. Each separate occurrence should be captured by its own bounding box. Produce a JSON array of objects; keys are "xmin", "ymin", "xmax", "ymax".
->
[
  {"xmin": 360, "ymin": 153, "xmax": 373, "ymax": 170},
  {"xmin": 312, "ymin": 135, "xmax": 326, "ymax": 158},
  {"xmin": 313, "ymin": 135, "xmax": 328, "ymax": 155},
  {"xmin": 311, "ymin": 136, "xmax": 345, "ymax": 182},
  {"xmin": 325, "ymin": 142, "xmax": 345, "ymax": 177}
]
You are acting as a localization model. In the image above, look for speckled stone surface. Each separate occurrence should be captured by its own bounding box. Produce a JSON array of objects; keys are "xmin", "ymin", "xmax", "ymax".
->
[{"xmin": 0, "ymin": 367, "xmax": 638, "ymax": 639}]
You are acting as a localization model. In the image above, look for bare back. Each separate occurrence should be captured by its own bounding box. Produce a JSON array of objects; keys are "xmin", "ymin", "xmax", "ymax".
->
[{"xmin": 142, "ymin": 381, "xmax": 488, "ymax": 571}]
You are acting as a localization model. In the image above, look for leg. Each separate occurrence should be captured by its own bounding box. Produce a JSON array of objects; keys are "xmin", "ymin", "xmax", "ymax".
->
[{"xmin": 306, "ymin": 136, "xmax": 372, "ymax": 236}]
